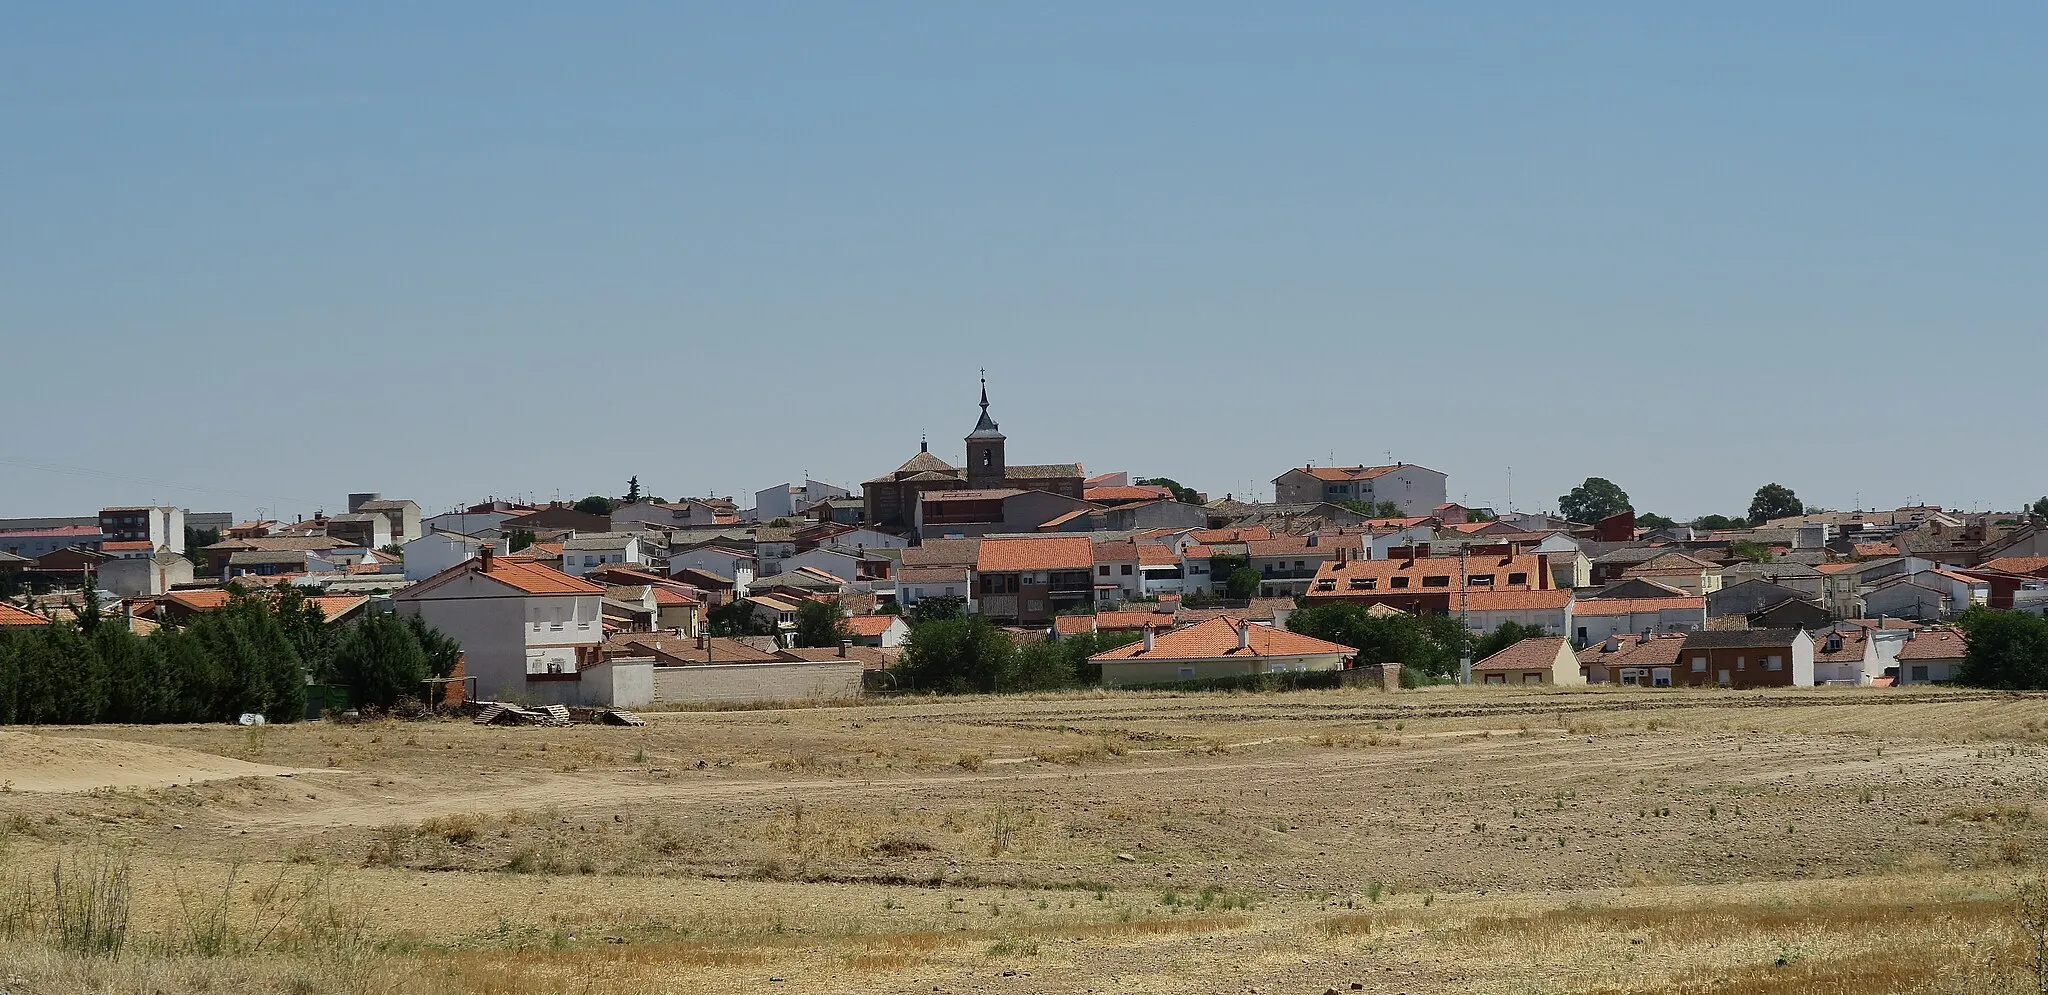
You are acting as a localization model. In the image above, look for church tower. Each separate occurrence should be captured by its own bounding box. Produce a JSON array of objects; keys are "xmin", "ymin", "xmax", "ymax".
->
[{"xmin": 965, "ymin": 373, "xmax": 1007, "ymax": 489}]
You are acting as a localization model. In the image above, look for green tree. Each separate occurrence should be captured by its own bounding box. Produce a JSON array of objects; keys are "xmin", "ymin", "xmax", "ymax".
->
[
  {"xmin": 909, "ymin": 595, "xmax": 967, "ymax": 626},
  {"xmin": 1012, "ymin": 630, "xmax": 1142, "ymax": 690},
  {"xmin": 794, "ymin": 600, "xmax": 850, "ymax": 648},
  {"xmin": 1338, "ymin": 499, "xmax": 1404, "ymax": 519},
  {"xmin": 98, "ymin": 626, "xmax": 165, "ymax": 723},
  {"xmin": 2031, "ymin": 496, "xmax": 2048, "ymax": 519},
  {"xmin": 1224, "ymin": 566, "xmax": 1263, "ymax": 601},
  {"xmin": 507, "ymin": 529, "xmax": 537, "ymax": 552},
  {"xmin": 574, "ymin": 495, "xmax": 617, "ymax": 516},
  {"xmin": 708, "ymin": 599, "xmax": 771, "ymax": 637},
  {"xmin": 1726, "ymin": 540, "xmax": 1774, "ymax": 564},
  {"xmin": 1472, "ymin": 621, "xmax": 1551, "ymax": 662},
  {"xmin": 330, "ymin": 612, "xmax": 430, "ymax": 711},
  {"xmin": 1557, "ymin": 478, "xmax": 1631, "ymax": 524},
  {"xmin": 1691, "ymin": 514, "xmax": 1748, "ymax": 531},
  {"xmin": 626, "ymin": 475, "xmax": 642, "ymax": 503},
  {"xmin": 1954, "ymin": 607, "xmax": 2048, "ymax": 690},
  {"xmin": 1635, "ymin": 513, "xmax": 1678, "ymax": 531},
  {"xmin": 1136, "ymin": 477, "xmax": 1202, "ymax": 504},
  {"xmin": 1748, "ymin": 483, "xmax": 1805, "ymax": 524},
  {"xmin": 1286, "ymin": 604, "xmax": 1471, "ymax": 683},
  {"xmin": 895, "ymin": 616, "xmax": 1018, "ymax": 694}
]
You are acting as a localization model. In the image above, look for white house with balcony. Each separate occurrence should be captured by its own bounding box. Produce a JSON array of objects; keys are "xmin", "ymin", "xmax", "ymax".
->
[
  {"xmin": 393, "ymin": 550, "xmax": 610, "ymax": 702},
  {"xmin": 561, "ymin": 534, "xmax": 646, "ymax": 577}
]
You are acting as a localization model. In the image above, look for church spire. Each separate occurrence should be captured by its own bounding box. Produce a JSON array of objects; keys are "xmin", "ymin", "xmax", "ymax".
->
[{"xmin": 969, "ymin": 368, "xmax": 1003, "ymax": 438}]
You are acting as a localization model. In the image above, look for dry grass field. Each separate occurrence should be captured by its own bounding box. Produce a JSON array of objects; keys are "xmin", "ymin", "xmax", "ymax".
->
[{"xmin": 6, "ymin": 684, "xmax": 2048, "ymax": 993}]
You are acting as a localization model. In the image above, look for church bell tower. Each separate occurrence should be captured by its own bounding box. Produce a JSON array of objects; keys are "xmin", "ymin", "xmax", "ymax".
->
[{"xmin": 965, "ymin": 372, "xmax": 1007, "ymax": 489}]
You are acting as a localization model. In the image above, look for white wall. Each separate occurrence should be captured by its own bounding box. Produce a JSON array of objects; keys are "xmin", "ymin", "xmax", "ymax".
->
[
  {"xmin": 1573, "ymin": 606, "xmax": 1706, "ymax": 645},
  {"xmin": 404, "ymin": 534, "xmax": 478, "ymax": 582},
  {"xmin": 651, "ymin": 661, "xmax": 863, "ymax": 704},
  {"xmin": 426, "ymin": 511, "xmax": 512, "ymax": 537}
]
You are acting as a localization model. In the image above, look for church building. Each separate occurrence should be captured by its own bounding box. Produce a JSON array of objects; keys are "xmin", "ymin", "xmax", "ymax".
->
[{"xmin": 862, "ymin": 378, "xmax": 1085, "ymax": 532}]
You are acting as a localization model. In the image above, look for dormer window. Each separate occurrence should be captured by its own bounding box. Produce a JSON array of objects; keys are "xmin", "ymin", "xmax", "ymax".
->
[
  {"xmin": 1422, "ymin": 575, "xmax": 1450, "ymax": 588},
  {"xmin": 1468, "ymin": 574, "xmax": 1495, "ymax": 587},
  {"xmin": 1391, "ymin": 577, "xmax": 1409, "ymax": 589}
]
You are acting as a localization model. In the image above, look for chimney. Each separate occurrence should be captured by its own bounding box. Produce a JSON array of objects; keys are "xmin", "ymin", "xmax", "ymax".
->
[
  {"xmin": 479, "ymin": 543, "xmax": 495, "ymax": 572},
  {"xmin": 1603, "ymin": 636, "xmax": 1620, "ymax": 653},
  {"xmin": 1235, "ymin": 621, "xmax": 1251, "ymax": 651},
  {"xmin": 1307, "ymin": 533, "xmax": 1319, "ymax": 548},
  {"xmin": 1639, "ymin": 629, "xmax": 1651, "ymax": 645},
  {"xmin": 1141, "ymin": 626, "xmax": 1155, "ymax": 653},
  {"xmin": 1538, "ymin": 554, "xmax": 1550, "ymax": 589},
  {"xmin": 839, "ymin": 638, "xmax": 851, "ymax": 658},
  {"xmin": 697, "ymin": 632, "xmax": 709, "ymax": 650}
]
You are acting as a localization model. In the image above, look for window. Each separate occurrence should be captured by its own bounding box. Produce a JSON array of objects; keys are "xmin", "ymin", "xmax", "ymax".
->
[
  {"xmin": 982, "ymin": 451, "xmax": 992, "ymax": 467},
  {"xmin": 1177, "ymin": 666, "xmax": 1196, "ymax": 679},
  {"xmin": 1765, "ymin": 655, "xmax": 1782, "ymax": 671},
  {"xmin": 943, "ymin": 587, "xmax": 957, "ymax": 597},
  {"xmin": 1621, "ymin": 669, "xmax": 1641, "ymax": 686},
  {"xmin": 1468, "ymin": 574, "xmax": 1494, "ymax": 587},
  {"xmin": 1651, "ymin": 668, "xmax": 1672, "ymax": 688},
  {"xmin": 1523, "ymin": 674, "xmax": 1543, "ymax": 684},
  {"xmin": 1294, "ymin": 561, "xmax": 1305, "ymax": 570},
  {"xmin": 1315, "ymin": 579, "xmax": 1336, "ymax": 592},
  {"xmin": 1691, "ymin": 657, "xmax": 1707, "ymax": 673},
  {"xmin": 1121, "ymin": 564, "xmax": 1133, "ymax": 576},
  {"xmin": 1422, "ymin": 576, "xmax": 1450, "ymax": 588},
  {"xmin": 1348, "ymin": 578, "xmax": 1375, "ymax": 590},
  {"xmin": 1484, "ymin": 674, "xmax": 1506, "ymax": 685},
  {"xmin": 1099, "ymin": 565, "xmax": 1110, "ymax": 576},
  {"xmin": 1391, "ymin": 577, "xmax": 1410, "ymax": 589},
  {"xmin": 1910, "ymin": 665, "xmax": 1929, "ymax": 682},
  {"xmin": 1508, "ymin": 573, "xmax": 1528, "ymax": 586},
  {"xmin": 1736, "ymin": 656, "xmax": 1746, "ymax": 671},
  {"xmin": 1027, "ymin": 600, "xmax": 1043, "ymax": 612}
]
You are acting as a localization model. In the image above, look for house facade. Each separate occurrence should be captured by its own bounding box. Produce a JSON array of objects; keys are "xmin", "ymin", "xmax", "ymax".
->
[
  {"xmin": 1472, "ymin": 636, "xmax": 1585, "ymax": 686},
  {"xmin": 99, "ymin": 506, "xmax": 185, "ymax": 554},
  {"xmin": 1676, "ymin": 629, "xmax": 1816, "ymax": 688},
  {"xmin": 1271, "ymin": 464, "xmax": 1448, "ymax": 517},
  {"xmin": 1570, "ymin": 597, "xmax": 1707, "ymax": 646},
  {"xmin": 393, "ymin": 549, "xmax": 608, "ymax": 702},
  {"xmin": 974, "ymin": 536, "xmax": 1094, "ymax": 626}
]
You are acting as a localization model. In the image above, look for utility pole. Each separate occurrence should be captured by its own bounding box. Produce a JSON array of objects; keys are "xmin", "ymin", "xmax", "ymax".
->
[{"xmin": 1458, "ymin": 545, "xmax": 1472, "ymax": 685}]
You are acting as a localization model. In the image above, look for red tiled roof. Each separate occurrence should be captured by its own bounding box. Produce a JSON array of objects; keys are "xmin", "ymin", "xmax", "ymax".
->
[
  {"xmin": 977, "ymin": 537, "xmax": 1094, "ymax": 572},
  {"xmin": 471, "ymin": 558, "xmax": 604, "ymax": 595},
  {"xmin": 1052, "ymin": 615, "xmax": 1097, "ymax": 635},
  {"xmin": 1897, "ymin": 628, "xmax": 1968, "ymax": 660},
  {"xmin": 1093, "ymin": 609, "xmax": 1177, "ymax": 631},
  {"xmin": 1854, "ymin": 543, "xmax": 1902, "ymax": 557},
  {"xmin": 1247, "ymin": 535, "xmax": 1362, "ymax": 558},
  {"xmin": 1464, "ymin": 589, "xmax": 1573, "ymax": 611},
  {"xmin": 1091, "ymin": 617, "xmax": 1353, "ymax": 661},
  {"xmin": 308, "ymin": 596, "xmax": 369, "ymax": 620},
  {"xmin": 1813, "ymin": 562, "xmax": 1860, "ymax": 574},
  {"xmin": 1093, "ymin": 541, "xmax": 1140, "ymax": 564},
  {"xmin": 1576, "ymin": 632, "xmax": 1688, "ymax": 667},
  {"xmin": 1192, "ymin": 527, "xmax": 1271, "ymax": 543},
  {"xmin": 0, "ymin": 603, "xmax": 50, "ymax": 626},
  {"xmin": 1472, "ymin": 636, "xmax": 1570, "ymax": 672},
  {"xmin": 1180, "ymin": 544, "xmax": 1218, "ymax": 558},
  {"xmin": 843, "ymin": 615, "xmax": 900, "ymax": 638},
  {"xmin": 166, "ymin": 589, "xmax": 233, "ymax": 611},
  {"xmin": 1307, "ymin": 553, "xmax": 1550, "ymax": 596},
  {"xmin": 1572, "ymin": 597, "xmax": 1706, "ymax": 616},
  {"xmin": 1137, "ymin": 545, "xmax": 1181, "ymax": 567},
  {"xmin": 1982, "ymin": 556, "xmax": 2048, "ymax": 577},
  {"xmin": 101, "ymin": 540, "xmax": 155, "ymax": 552}
]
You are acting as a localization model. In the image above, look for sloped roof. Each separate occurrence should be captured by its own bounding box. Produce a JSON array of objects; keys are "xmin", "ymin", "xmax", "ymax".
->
[
  {"xmin": 1006, "ymin": 464, "xmax": 1084, "ymax": 480},
  {"xmin": 1682, "ymin": 628, "xmax": 1804, "ymax": 650},
  {"xmin": 1091, "ymin": 616, "xmax": 1352, "ymax": 662},
  {"xmin": 398, "ymin": 557, "xmax": 603, "ymax": 599},
  {"xmin": 1572, "ymin": 596, "xmax": 1706, "ymax": 617},
  {"xmin": 1576, "ymin": 633, "xmax": 1688, "ymax": 667},
  {"xmin": 894, "ymin": 451, "xmax": 957, "ymax": 476},
  {"xmin": 843, "ymin": 615, "xmax": 900, "ymax": 638},
  {"xmin": 1472, "ymin": 636, "xmax": 1570, "ymax": 672},
  {"xmin": 977, "ymin": 536, "xmax": 1093, "ymax": 572},
  {"xmin": 1285, "ymin": 464, "xmax": 1405, "ymax": 483},
  {"xmin": 0, "ymin": 603, "xmax": 50, "ymax": 626},
  {"xmin": 1897, "ymin": 628, "xmax": 1968, "ymax": 660}
]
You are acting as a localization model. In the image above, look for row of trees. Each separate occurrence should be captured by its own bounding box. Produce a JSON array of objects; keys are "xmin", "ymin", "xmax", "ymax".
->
[
  {"xmin": 1954, "ymin": 608, "xmax": 2048, "ymax": 690},
  {"xmin": 1559, "ymin": 478, "xmax": 1807, "ymax": 530},
  {"xmin": 891, "ymin": 597, "xmax": 1140, "ymax": 693},
  {"xmin": 0, "ymin": 587, "xmax": 460, "ymax": 726}
]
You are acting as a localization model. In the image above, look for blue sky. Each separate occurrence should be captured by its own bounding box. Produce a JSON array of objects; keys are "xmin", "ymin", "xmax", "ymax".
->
[{"xmin": 3, "ymin": 3, "xmax": 2042, "ymax": 521}]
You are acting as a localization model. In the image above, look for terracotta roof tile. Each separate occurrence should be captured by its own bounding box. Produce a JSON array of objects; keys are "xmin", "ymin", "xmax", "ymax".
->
[
  {"xmin": 1090, "ymin": 616, "xmax": 1352, "ymax": 661},
  {"xmin": 1897, "ymin": 628, "xmax": 1968, "ymax": 660},
  {"xmin": 1290, "ymin": 464, "xmax": 1405, "ymax": 483},
  {"xmin": 1572, "ymin": 597, "xmax": 1706, "ymax": 616},
  {"xmin": 1576, "ymin": 632, "xmax": 1689, "ymax": 667},
  {"xmin": 1083, "ymin": 485, "xmax": 1174, "ymax": 503},
  {"xmin": 0, "ymin": 603, "xmax": 50, "ymax": 626},
  {"xmin": 976, "ymin": 536, "xmax": 1094, "ymax": 572},
  {"xmin": 468, "ymin": 558, "xmax": 604, "ymax": 596},
  {"xmin": 1192, "ymin": 527, "xmax": 1271, "ymax": 543},
  {"xmin": 1472, "ymin": 636, "xmax": 1570, "ymax": 672},
  {"xmin": 1137, "ymin": 545, "xmax": 1181, "ymax": 567},
  {"xmin": 1053, "ymin": 615, "xmax": 1097, "ymax": 635},
  {"xmin": 842, "ymin": 615, "xmax": 899, "ymax": 638},
  {"xmin": 1982, "ymin": 556, "xmax": 2048, "ymax": 577}
]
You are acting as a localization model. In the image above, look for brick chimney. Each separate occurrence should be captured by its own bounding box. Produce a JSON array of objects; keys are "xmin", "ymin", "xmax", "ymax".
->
[
  {"xmin": 838, "ymin": 639, "xmax": 851, "ymax": 658},
  {"xmin": 479, "ymin": 542, "xmax": 495, "ymax": 573}
]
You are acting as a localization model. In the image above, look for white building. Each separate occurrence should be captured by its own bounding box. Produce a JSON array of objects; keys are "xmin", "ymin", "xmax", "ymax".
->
[
  {"xmin": 753, "ymin": 480, "xmax": 852, "ymax": 523},
  {"xmin": 425, "ymin": 510, "xmax": 514, "ymax": 538},
  {"xmin": 393, "ymin": 549, "xmax": 608, "ymax": 702},
  {"xmin": 351, "ymin": 497, "xmax": 423, "ymax": 545},
  {"xmin": 404, "ymin": 532, "xmax": 494, "ymax": 583},
  {"xmin": 100, "ymin": 550, "xmax": 195, "ymax": 598},
  {"xmin": 898, "ymin": 565, "xmax": 974, "ymax": 612},
  {"xmin": 1570, "ymin": 597, "xmax": 1706, "ymax": 646},
  {"xmin": 1270, "ymin": 464, "xmax": 1449, "ymax": 517},
  {"xmin": 99, "ymin": 506, "xmax": 185, "ymax": 554},
  {"xmin": 669, "ymin": 545, "xmax": 757, "ymax": 595},
  {"xmin": 561, "ymin": 534, "xmax": 646, "ymax": 577}
]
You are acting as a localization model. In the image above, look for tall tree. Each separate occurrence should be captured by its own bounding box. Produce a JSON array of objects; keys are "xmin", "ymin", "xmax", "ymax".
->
[
  {"xmin": 1224, "ymin": 565, "xmax": 1263, "ymax": 601},
  {"xmin": 1557, "ymin": 478, "xmax": 1631, "ymax": 524},
  {"xmin": 1748, "ymin": 484, "xmax": 1805, "ymax": 524},
  {"xmin": 1286, "ymin": 604, "xmax": 1470, "ymax": 683},
  {"xmin": 626, "ymin": 476, "xmax": 642, "ymax": 503},
  {"xmin": 1136, "ymin": 477, "xmax": 1202, "ymax": 504},
  {"xmin": 1635, "ymin": 513, "xmax": 1678, "ymax": 531},
  {"xmin": 507, "ymin": 529, "xmax": 537, "ymax": 552},
  {"xmin": 895, "ymin": 616, "xmax": 1018, "ymax": 694},
  {"xmin": 1472, "ymin": 622, "xmax": 1551, "ymax": 662},
  {"xmin": 794, "ymin": 600, "xmax": 850, "ymax": 648},
  {"xmin": 2032, "ymin": 496, "xmax": 2048, "ymax": 520},
  {"xmin": 1954, "ymin": 607, "xmax": 2048, "ymax": 690},
  {"xmin": 909, "ymin": 595, "xmax": 967, "ymax": 626},
  {"xmin": 330, "ymin": 613, "xmax": 430, "ymax": 710},
  {"xmin": 1691, "ymin": 514, "xmax": 1748, "ymax": 531}
]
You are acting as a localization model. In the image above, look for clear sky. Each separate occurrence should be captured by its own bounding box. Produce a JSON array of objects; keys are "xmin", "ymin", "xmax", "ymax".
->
[{"xmin": 3, "ymin": 3, "xmax": 2042, "ymax": 522}]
